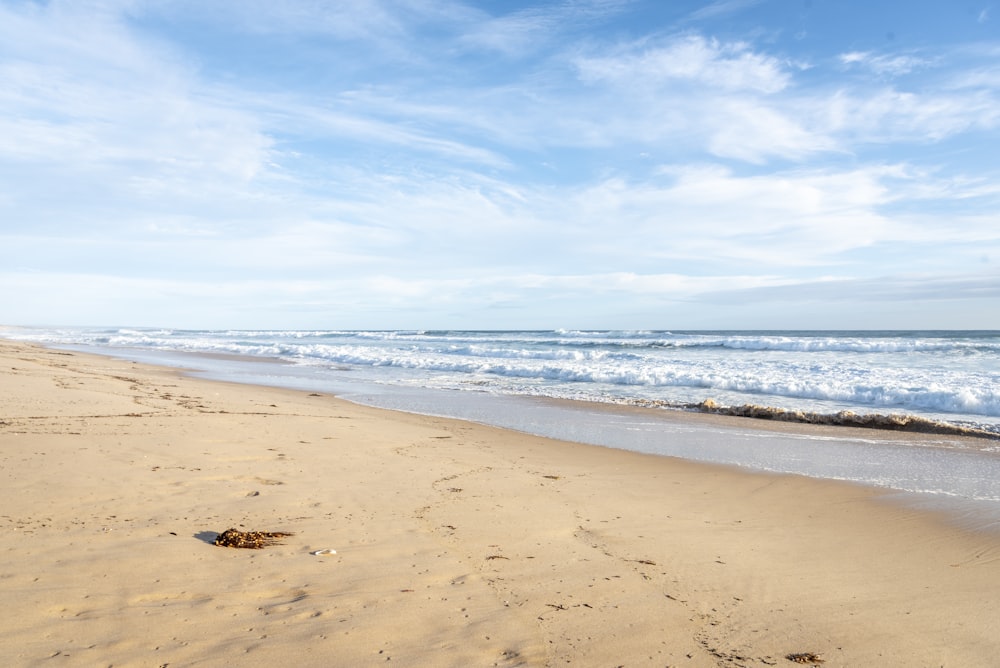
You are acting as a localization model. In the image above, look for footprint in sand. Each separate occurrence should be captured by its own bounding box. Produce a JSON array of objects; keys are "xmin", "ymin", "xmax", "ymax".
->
[{"xmin": 254, "ymin": 477, "xmax": 285, "ymax": 486}]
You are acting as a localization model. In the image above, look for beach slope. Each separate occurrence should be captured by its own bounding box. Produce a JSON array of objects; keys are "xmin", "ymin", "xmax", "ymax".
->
[{"xmin": 1, "ymin": 340, "xmax": 998, "ymax": 666}]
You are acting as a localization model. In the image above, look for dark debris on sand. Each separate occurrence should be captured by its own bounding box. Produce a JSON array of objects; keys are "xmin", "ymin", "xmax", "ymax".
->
[
  {"xmin": 689, "ymin": 399, "xmax": 1000, "ymax": 439},
  {"xmin": 214, "ymin": 528, "xmax": 294, "ymax": 549}
]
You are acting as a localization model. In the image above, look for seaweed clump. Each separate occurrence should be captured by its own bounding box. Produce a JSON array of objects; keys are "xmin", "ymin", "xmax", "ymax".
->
[
  {"xmin": 691, "ymin": 399, "xmax": 999, "ymax": 439},
  {"xmin": 214, "ymin": 528, "xmax": 294, "ymax": 549}
]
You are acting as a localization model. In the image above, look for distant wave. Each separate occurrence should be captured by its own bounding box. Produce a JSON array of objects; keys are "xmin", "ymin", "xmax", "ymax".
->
[
  {"xmin": 81, "ymin": 328, "xmax": 1000, "ymax": 355},
  {"xmin": 666, "ymin": 335, "xmax": 999, "ymax": 354},
  {"xmin": 208, "ymin": 329, "xmax": 1000, "ymax": 355}
]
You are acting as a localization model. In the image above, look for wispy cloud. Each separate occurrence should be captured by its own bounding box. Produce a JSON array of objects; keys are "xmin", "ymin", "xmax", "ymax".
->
[
  {"xmin": 575, "ymin": 34, "xmax": 791, "ymax": 93},
  {"xmin": 838, "ymin": 50, "xmax": 934, "ymax": 77},
  {"xmin": 686, "ymin": 0, "xmax": 763, "ymax": 23},
  {"xmin": 457, "ymin": 0, "xmax": 630, "ymax": 56},
  {"xmin": 820, "ymin": 87, "xmax": 1000, "ymax": 143},
  {"xmin": 700, "ymin": 272, "xmax": 1000, "ymax": 304}
]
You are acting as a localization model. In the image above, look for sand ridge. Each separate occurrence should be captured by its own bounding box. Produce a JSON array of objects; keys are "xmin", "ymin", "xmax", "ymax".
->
[{"xmin": 1, "ymin": 340, "xmax": 999, "ymax": 666}]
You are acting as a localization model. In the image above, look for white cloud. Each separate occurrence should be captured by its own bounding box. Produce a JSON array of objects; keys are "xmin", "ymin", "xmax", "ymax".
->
[
  {"xmin": 700, "ymin": 271, "xmax": 1000, "ymax": 304},
  {"xmin": 948, "ymin": 68, "xmax": 1000, "ymax": 89},
  {"xmin": 821, "ymin": 87, "xmax": 1000, "ymax": 143},
  {"xmin": 575, "ymin": 34, "xmax": 791, "ymax": 93},
  {"xmin": 0, "ymin": 2, "xmax": 273, "ymax": 196},
  {"xmin": 457, "ymin": 0, "xmax": 630, "ymax": 56},
  {"xmin": 260, "ymin": 95, "xmax": 510, "ymax": 168},
  {"xmin": 686, "ymin": 0, "xmax": 764, "ymax": 22},
  {"xmin": 560, "ymin": 34, "xmax": 857, "ymax": 163},
  {"xmin": 0, "ymin": 266, "xmax": 792, "ymax": 329},
  {"xmin": 559, "ymin": 164, "xmax": 910, "ymax": 269},
  {"xmin": 838, "ymin": 50, "xmax": 933, "ymax": 76},
  {"xmin": 706, "ymin": 101, "xmax": 836, "ymax": 162},
  {"xmin": 151, "ymin": 0, "xmax": 414, "ymax": 41}
]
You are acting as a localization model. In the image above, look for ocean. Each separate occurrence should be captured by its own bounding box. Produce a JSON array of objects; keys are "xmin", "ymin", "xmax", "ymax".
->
[{"xmin": 7, "ymin": 327, "xmax": 1000, "ymax": 524}]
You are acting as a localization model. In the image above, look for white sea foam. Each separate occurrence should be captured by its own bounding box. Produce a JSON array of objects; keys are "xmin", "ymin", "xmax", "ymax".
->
[{"xmin": 9, "ymin": 327, "xmax": 1000, "ymax": 425}]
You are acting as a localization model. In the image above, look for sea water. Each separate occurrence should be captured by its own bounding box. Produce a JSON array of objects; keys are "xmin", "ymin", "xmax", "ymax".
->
[{"xmin": 7, "ymin": 327, "xmax": 1000, "ymax": 525}]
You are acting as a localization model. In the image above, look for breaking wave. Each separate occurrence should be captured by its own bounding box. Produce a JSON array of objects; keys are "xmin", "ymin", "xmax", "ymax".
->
[{"xmin": 8, "ymin": 327, "xmax": 1000, "ymax": 432}]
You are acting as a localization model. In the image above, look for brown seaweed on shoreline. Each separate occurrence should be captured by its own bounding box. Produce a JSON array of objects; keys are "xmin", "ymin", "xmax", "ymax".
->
[
  {"xmin": 213, "ymin": 528, "xmax": 294, "ymax": 549},
  {"xmin": 686, "ymin": 399, "xmax": 1000, "ymax": 439},
  {"xmin": 612, "ymin": 395, "xmax": 999, "ymax": 439}
]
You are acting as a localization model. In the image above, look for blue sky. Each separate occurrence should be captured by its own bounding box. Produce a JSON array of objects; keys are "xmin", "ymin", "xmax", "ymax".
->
[{"xmin": 2, "ymin": 0, "xmax": 999, "ymax": 329}]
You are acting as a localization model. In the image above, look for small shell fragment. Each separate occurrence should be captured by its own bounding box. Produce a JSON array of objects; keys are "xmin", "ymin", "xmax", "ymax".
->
[{"xmin": 311, "ymin": 549, "xmax": 337, "ymax": 556}]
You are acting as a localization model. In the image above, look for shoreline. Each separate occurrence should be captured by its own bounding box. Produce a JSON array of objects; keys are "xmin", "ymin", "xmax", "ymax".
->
[
  {"xmin": 21, "ymin": 340, "xmax": 1000, "ymax": 531},
  {"xmin": 7, "ymin": 326, "xmax": 999, "ymax": 441},
  {"xmin": 3, "ymin": 339, "xmax": 1000, "ymax": 666},
  {"xmin": 123, "ymin": 339, "xmax": 1000, "ymax": 440},
  {"xmin": 164, "ymin": 349, "xmax": 1000, "ymax": 524}
]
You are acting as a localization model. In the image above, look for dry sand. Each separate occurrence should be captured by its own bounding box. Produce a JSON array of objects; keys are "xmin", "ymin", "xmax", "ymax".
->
[{"xmin": 1, "ymin": 339, "xmax": 998, "ymax": 667}]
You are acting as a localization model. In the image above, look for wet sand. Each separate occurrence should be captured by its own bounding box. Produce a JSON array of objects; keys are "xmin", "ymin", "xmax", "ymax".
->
[{"xmin": 2, "ymin": 339, "xmax": 999, "ymax": 666}]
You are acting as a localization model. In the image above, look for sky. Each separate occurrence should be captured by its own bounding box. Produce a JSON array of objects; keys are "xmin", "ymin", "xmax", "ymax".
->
[{"xmin": 1, "ymin": 0, "xmax": 999, "ymax": 330}]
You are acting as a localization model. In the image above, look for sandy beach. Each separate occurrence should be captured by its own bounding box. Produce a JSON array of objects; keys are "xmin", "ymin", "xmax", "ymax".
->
[{"xmin": 2, "ymin": 339, "xmax": 999, "ymax": 667}]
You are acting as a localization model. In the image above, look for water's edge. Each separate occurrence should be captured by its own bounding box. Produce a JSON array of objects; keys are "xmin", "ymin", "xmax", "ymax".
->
[{"xmin": 37, "ymin": 342, "xmax": 1000, "ymax": 533}]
